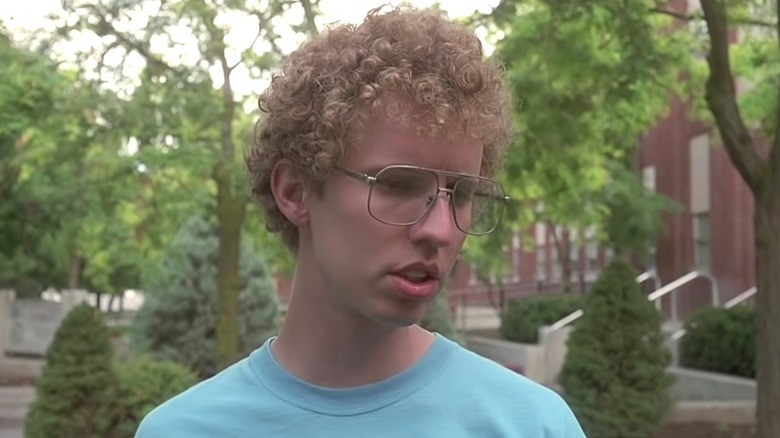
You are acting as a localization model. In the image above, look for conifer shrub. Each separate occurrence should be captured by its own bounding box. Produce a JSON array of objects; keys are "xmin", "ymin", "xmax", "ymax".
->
[
  {"xmin": 25, "ymin": 303, "xmax": 121, "ymax": 438},
  {"xmin": 131, "ymin": 217, "xmax": 280, "ymax": 378},
  {"xmin": 114, "ymin": 356, "xmax": 197, "ymax": 437},
  {"xmin": 500, "ymin": 293, "xmax": 583, "ymax": 343},
  {"xmin": 560, "ymin": 259, "xmax": 674, "ymax": 438},
  {"xmin": 680, "ymin": 305, "xmax": 755, "ymax": 378}
]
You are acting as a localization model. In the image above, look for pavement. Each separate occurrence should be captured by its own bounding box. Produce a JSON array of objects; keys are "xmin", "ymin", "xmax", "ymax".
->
[{"xmin": 0, "ymin": 386, "xmax": 34, "ymax": 438}]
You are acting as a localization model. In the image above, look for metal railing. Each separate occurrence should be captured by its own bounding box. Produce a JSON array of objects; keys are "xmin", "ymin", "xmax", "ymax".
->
[
  {"xmin": 646, "ymin": 270, "xmax": 720, "ymax": 325},
  {"xmin": 724, "ymin": 286, "xmax": 757, "ymax": 308},
  {"xmin": 670, "ymin": 285, "xmax": 756, "ymax": 342},
  {"xmin": 636, "ymin": 270, "xmax": 662, "ymax": 292},
  {"xmin": 550, "ymin": 270, "xmax": 662, "ymax": 331}
]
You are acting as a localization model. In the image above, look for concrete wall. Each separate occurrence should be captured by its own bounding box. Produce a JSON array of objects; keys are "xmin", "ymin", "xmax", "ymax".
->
[
  {"xmin": 465, "ymin": 326, "xmax": 572, "ymax": 386},
  {"xmin": 0, "ymin": 289, "xmax": 90, "ymax": 383},
  {"xmin": 670, "ymin": 366, "xmax": 756, "ymax": 402},
  {"xmin": 465, "ymin": 336, "xmax": 546, "ymax": 383},
  {"xmin": 467, "ymin": 326, "xmax": 757, "ymax": 404}
]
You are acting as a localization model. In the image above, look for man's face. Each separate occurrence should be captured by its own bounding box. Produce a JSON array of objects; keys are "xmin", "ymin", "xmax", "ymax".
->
[{"xmin": 302, "ymin": 113, "xmax": 483, "ymax": 327}]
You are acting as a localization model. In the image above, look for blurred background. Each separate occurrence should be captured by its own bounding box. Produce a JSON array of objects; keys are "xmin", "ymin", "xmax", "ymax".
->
[{"xmin": 1, "ymin": 1, "xmax": 777, "ymax": 437}]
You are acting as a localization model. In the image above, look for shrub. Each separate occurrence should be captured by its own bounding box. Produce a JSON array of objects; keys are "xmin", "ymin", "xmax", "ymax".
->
[
  {"xmin": 679, "ymin": 305, "xmax": 755, "ymax": 378},
  {"xmin": 421, "ymin": 291, "xmax": 461, "ymax": 343},
  {"xmin": 25, "ymin": 303, "xmax": 121, "ymax": 438},
  {"xmin": 114, "ymin": 356, "xmax": 197, "ymax": 437},
  {"xmin": 131, "ymin": 217, "xmax": 280, "ymax": 378},
  {"xmin": 500, "ymin": 293, "xmax": 583, "ymax": 343},
  {"xmin": 560, "ymin": 259, "xmax": 674, "ymax": 438}
]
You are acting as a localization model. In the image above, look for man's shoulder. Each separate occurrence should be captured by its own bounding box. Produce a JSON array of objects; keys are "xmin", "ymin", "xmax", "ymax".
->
[
  {"xmin": 439, "ymin": 340, "xmax": 586, "ymax": 437},
  {"xmin": 134, "ymin": 356, "xmax": 267, "ymax": 437},
  {"xmin": 445, "ymin": 340, "xmax": 551, "ymax": 392}
]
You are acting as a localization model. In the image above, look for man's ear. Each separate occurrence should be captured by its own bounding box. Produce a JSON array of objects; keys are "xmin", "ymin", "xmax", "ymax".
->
[{"xmin": 270, "ymin": 160, "xmax": 310, "ymax": 227}]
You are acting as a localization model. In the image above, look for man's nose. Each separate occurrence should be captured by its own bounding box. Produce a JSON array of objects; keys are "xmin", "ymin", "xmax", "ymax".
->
[{"xmin": 408, "ymin": 192, "xmax": 460, "ymax": 248}]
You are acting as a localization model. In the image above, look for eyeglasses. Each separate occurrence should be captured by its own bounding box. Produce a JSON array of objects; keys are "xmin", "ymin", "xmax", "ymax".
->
[{"xmin": 335, "ymin": 164, "xmax": 509, "ymax": 236}]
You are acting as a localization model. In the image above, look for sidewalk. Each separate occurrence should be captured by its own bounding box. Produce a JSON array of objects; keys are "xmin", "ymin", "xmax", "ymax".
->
[{"xmin": 0, "ymin": 386, "xmax": 35, "ymax": 438}]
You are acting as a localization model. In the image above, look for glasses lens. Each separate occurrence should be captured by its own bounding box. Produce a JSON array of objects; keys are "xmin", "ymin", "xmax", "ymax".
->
[
  {"xmin": 368, "ymin": 167, "xmax": 438, "ymax": 225},
  {"xmin": 452, "ymin": 177, "xmax": 506, "ymax": 235}
]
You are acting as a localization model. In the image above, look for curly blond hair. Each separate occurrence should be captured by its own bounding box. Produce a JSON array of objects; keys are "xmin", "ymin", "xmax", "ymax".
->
[{"xmin": 246, "ymin": 4, "xmax": 513, "ymax": 251}]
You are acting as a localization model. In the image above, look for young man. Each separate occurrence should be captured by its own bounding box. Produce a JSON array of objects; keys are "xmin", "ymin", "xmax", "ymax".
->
[{"xmin": 136, "ymin": 5, "xmax": 586, "ymax": 437}]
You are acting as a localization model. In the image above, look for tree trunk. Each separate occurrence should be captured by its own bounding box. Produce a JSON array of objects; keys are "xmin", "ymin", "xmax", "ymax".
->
[
  {"xmin": 698, "ymin": 2, "xmax": 780, "ymax": 434},
  {"xmin": 548, "ymin": 223, "xmax": 572, "ymax": 292},
  {"xmin": 561, "ymin": 229, "xmax": 572, "ymax": 293},
  {"xmin": 68, "ymin": 256, "xmax": 81, "ymax": 289},
  {"xmin": 215, "ymin": 161, "xmax": 247, "ymax": 371},
  {"xmin": 755, "ymin": 187, "xmax": 780, "ymax": 438}
]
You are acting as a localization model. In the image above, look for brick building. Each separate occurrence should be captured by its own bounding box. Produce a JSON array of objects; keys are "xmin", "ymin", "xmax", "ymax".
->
[{"xmin": 446, "ymin": 93, "xmax": 757, "ymax": 322}]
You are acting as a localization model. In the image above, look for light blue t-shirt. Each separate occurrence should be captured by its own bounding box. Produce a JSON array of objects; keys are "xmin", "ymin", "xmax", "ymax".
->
[{"xmin": 136, "ymin": 334, "xmax": 586, "ymax": 437}]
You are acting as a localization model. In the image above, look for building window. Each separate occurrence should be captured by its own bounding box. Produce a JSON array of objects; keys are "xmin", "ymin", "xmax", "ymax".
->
[
  {"xmin": 605, "ymin": 247, "xmax": 615, "ymax": 263},
  {"xmin": 569, "ymin": 243, "xmax": 580, "ymax": 280},
  {"xmin": 468, "ymin": 266, "xmax": 478, "ymax": 286},
  {"xmin": 550, "ymin": 244, "xmax": 561, "ymax": 281},
  {"xmin": 535, "ymin": 224, "xmax": 547, "ymax": 281},
  {"xmin": 642, "ymin": 166, "xmax": 656, "ymax": 192},
  {"xmin": 646, "ymin": 244, "xmax": 658, "ymax": 272},
  {"xmin": 690, "ymin": 134, "xmax": 711, "ymax": 214},
  {"xmin": 586, "ymin": 240, "xmax": 599, "ymax": 272},
  {"xmin": 690, "ymin": 133, "xmax": 711, "ymax": 271},
  {"xmin": 511, "ymin": 232, "xmax": 521, "ymax": 282},
  {"xmin": 693, "ymin": 213, "xmax": 711, "ymax": 269}
]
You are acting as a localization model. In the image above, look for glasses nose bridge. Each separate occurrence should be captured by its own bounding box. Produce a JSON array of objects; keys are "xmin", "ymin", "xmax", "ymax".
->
[{"xmin": 426, "ymin": 186, "xmax": 455, "ymax": 206}]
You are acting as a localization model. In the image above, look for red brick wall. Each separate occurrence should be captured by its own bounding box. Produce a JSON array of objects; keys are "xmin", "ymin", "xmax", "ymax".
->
[{"xmin": 637, "ymin": 94, "xmax": 755, "ymax": 320}]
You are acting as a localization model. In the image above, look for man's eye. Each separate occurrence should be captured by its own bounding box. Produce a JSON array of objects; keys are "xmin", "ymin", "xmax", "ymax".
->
[{"xmin": 377, "ymin": 177, "xmax": 408, "ymax": 190}]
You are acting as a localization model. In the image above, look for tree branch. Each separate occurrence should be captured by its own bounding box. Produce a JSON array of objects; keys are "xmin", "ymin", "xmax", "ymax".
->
[
  {"xmin": 250, "ymin": 11, "xmax": 285, "ymax": 57},
  {"xmin": 193, "ymin": 0, "xmax": 235, "ymax": 159},
  {"xmin": 299, "ymin": 0, "xmax": 319, "ymax": 35},
  {"xmin": 649, "ymin": 6, "xmax": 776, "ymax": 28},
  {"xmin": 700, "ymin": 0, "xmax": 767, "ymax": 194},
  {"xmin": 229, "ymin": 24, "xmax": 264, "ymax": 71},
  {"xmin": 85, "ymin": 6, "xmax": 184, "ymax": 79},
  {"xmin": 648, "ymin": 7, "xmax": 692, "ymax": 22}
]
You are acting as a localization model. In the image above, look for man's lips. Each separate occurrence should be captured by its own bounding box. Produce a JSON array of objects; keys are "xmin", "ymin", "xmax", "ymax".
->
[
  {"xmin": 392, "ymin": 262, "xmax": 441, "ymax": 281},
  {"xmin": 390, "ymin": 274, "xmax": 440, "ymax": 299}
]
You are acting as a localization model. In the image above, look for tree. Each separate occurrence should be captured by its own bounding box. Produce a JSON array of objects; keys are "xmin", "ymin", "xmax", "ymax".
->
[
  {"xmin": 40, "ymin": 0, "xmax": 320, "ymax": 370},
  {"xmin": 464, "ymin": 0, "xmax": 687, "ymax": 287},
  {"xmin": 25, "ymin": 303, "xmax": 120, "ymax": 438},
  {"xmin": 694, "ymin": 2, "xmax": 780, "ymax": 436},
  {"xmin": 0, "ymin": 32, "xmax": 144, "ymax": 297},
  {"xmin": 131, "ymin": 216, "xmax": 280, "ymax": 378},
  {"xmin": 0, "ymin": 33, "xmax": 65, "ymax": 295},
  {"xmin": 560, "ymin": 259, "xmax": 673, "ymax": 438},
  {"xmin": 482, "ymin": 1, "xmax": 780, "ymax": 435}
]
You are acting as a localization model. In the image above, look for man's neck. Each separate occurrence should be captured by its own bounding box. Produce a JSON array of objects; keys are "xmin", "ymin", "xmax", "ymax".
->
[{"xmin": 271, "ymin": 291, "xmax": 435, "ymax": 388}]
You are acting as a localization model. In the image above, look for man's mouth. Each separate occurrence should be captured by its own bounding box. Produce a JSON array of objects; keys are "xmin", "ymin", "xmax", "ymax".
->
[{"xmin": 398, "ymin": 270, "xmax": 434, "ymax": 283}]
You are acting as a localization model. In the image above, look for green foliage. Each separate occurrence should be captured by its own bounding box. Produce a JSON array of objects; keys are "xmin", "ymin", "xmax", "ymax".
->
[
  {"xmin": 114, "ymin": 356, "xmax": 197, "ymax": 438},
  {"xmin": 0, "ymin": 32, "xmax": 156, "ymax": 296},
  {"xmin": 597, "ymin": 162, "xmax": 682, "ymax": 258},
  {"xmin": 731, "ymin": 32, "xmax": 779, "ymax": 141},
  {"xmin": 464, "ymin": 0, "xmax": 689, "ymax": 276},
  {"xmin": 0, "ymin": 35, "xmax": 66, "ymax": 294},
  {"xmin": 131, "ymin": 217, "xmax": 280, "ymax": 378},
  {"xmin": 420, "ymin": 291, "xmax": 462, "ymax": 343},
  {"xmin": 680, "ymin": 306, "xmax": 756, "ymax": 379},
  {"xmin": 560, "ymin": 259, "xmax": 673, "ymax": 438},
  {"xmin": 500, "ymin": 293, "xmax": 583, "ymax": 343},
  {"xmin": 25, "ymin": 303, "xmax": 121, "ymax": 438}
]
